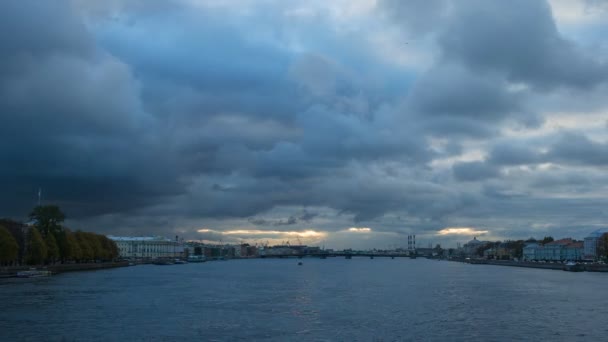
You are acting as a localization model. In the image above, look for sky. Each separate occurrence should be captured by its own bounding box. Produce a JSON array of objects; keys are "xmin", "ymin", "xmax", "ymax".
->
[{"xmin": 2, "ymin": 0, "xmax": 608, "ymax": 249}]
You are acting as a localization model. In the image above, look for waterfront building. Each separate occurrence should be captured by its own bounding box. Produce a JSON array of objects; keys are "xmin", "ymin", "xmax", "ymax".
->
[
  {"xmin": 463, "ymin": 237, "xmax": 484, "ymax": 256},
  {"xmin": 108, "ymin": 236, "xmax": 184, "ymax": 259},
  {"xmin": 483, "ymin": 244, "xmax": 512, "ymax": 260},
  {"xmin": 234, "ymin": 244, "xmax": 259, "ymax": 258},
  {"xmin": 523, "ymin": 243, "xmax": 539, "ymax": 261},
  {"xmin": 522, "ymin": 238, "xmax": 583, "ymax": 261},
  {"xmin": 259, "ymin": 245, "xmax": 318, "ymax": 256},
  {"xmin": 564, "ymin": 241, "xmax": 584, "ymax": 261},
  {"xmin": 416, "ymin": 248, "xmax": 431, "ymax": 257},
  {"xmin": 583, "ymin": 228, "xmax": 608, "ymax": 260},
  {"xmin": 260, "ymin": 245, "xmax": 298, "ymax": 256},
  {"xmin": 540, "ymin": 239, "xmax": 571, "ymax": 260}
]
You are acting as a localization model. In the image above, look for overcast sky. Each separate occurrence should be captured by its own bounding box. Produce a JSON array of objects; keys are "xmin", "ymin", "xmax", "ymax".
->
[{"xmin": 2, "ymin": 0, "xmax": 608, "ymax": 249}]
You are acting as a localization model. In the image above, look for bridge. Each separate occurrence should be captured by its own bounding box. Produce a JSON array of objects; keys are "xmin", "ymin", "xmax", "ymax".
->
[{"xmin": 260, "ymin": 252, "xmax": 418, "ymax": 259}]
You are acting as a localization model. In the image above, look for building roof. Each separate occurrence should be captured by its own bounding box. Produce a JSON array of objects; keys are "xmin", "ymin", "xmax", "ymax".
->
[
  {"xmin": 545, "ymin": 238, "xmax": 573, "ymax": 246},
  {"xmin": 566, "ymin": 242, "xmax": 584, "ymax": 249},
  {"xmin": 107, "ymin": 235, "xmax": 172, "ymax": 242},
  {"xmin": 466, "ymin": 237, "xmax": 483, "ymax": 245},
  {"xmin": 586, "ymin": 228, "xmax": 608, "ymax": 238}
]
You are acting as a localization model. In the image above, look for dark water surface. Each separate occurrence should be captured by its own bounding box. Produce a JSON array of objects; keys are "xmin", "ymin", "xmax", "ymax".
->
[{"xmin": 2, "ymin": 258, "xmax": 607, "ymax": 341}]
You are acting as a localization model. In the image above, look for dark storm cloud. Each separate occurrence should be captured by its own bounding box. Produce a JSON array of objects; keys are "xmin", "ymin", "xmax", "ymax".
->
[
  {"xmin": 247, "ymin": 216, "xmax": 297, "ymax": 226},
  {"xmin": 438, "ymin": 0, "xmax": 608, "ymax": 90},
  {"xmin": 406, "ymin": 65, "xmax": 528, "ymax": 137},
  {"xmin": 0, "ymin": 1, "xmax": 183, "ymax": 218},
  {"xmin": 379, "ymin": 0, "xmax": 448, "ymax": 35},
  {"xmin": 487, "ymin": 143, "xmax": 545, "ymax": 166},
  {"xmin": 0, "ymin": 1, "xmax": 93, "ymax": 59},
  {"xmin": 481, "ymin": 131, "xmax": 608, "ymax": 169},
  {"xmin": 247, "ymin": 210, "xmax": 318, "ymax": 227},
  {"xmin": 452, "ymin": 161, "xmax": 499, "ymax": 182},
  {"xmin": 298, "ymin": 210, "xmax": 318, "ymax": 223},
  {"xmin": 547, "ymin": 132, "xmax": 608, "ymax": 165},
  {"xmin": 409, "ymin": 66, "xmax": 518, "ymax": 120},
  {"xmin": 529, "ymin": 170, "xmax": 597, "ymax": 192}
]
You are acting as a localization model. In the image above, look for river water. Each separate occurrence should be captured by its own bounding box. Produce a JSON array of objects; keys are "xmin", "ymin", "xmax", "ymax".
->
[{"xmin": 1, "ymin": 258, "xmax": 607, "ymax": 341}]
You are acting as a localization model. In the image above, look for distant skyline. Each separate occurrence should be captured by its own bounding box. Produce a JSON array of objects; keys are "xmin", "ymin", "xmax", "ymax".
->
[{"xmin": 2, "ymin": 1, "xmax": 608, "ymax": 249}]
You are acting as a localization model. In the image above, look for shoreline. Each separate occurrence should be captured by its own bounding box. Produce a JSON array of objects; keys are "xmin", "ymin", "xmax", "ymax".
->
[
  {"xmin": 0, "ymin": 261, "xmax": 129, "ymax": 278},
  {"xmin": 463, "ymin": 259, "xmax": 608, "ymax": 272}
]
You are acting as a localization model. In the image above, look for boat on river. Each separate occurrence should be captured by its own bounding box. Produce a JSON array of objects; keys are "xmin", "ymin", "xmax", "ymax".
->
[
  {"xmin": 187, "ymin": 256, "xmax": 206, "ymax": 263},
  {"xmin": 152, "ymin": 259, "xmax": 174, "ymax": 265},
  {"xmin": 16, "ymin": 269, "xmax": 52, "ymax": 278},
  {"xmin": 563, "ymin": 261, "xmax": 584, "ymax": 272}
]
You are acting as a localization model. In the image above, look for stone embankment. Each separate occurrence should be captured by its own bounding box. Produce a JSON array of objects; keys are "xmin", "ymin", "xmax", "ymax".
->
[
  {"xmin": 465, "ymin": 259, "xmax": 608, "ymax": 272},
  {"xmin": 0, "ymin": 261, "xmax": 129, "ymax": 278}
]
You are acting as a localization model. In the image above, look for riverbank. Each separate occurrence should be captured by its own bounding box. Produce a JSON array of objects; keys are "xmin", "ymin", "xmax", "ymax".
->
[
  {"xmin": 464, "ymin": 259, "xmax": 608, "ymax": 272},
  {"xmin": 0, "ymin": 261, "xmax": 129, "ymax": 278}
]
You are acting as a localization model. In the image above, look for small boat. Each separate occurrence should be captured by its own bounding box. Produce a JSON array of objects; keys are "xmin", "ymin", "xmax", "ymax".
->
[
  {"xmin": 298, "ymin": 262, "xmax": 303, "ymax": 266},
  {"xmin": 188, "ymin": 255, "xmax": 207, "ymax": 262},
  {"xmin": 153, "ymin": 259, "xmax": 174, "ymax": 265},
  {"xmin": 174, "ymin": 259, "xmax": 188, "ymax": 264},
  {"xmin": 563, "ymin": 261, "xmax": 583, "ymax": 272},
  {"xmin": 187, "ymin": 256, "xmax": 206, "ymax": 263},
  {"xmin": 16, "ymin": 269, "xmax": 52, "ymax": 278}
]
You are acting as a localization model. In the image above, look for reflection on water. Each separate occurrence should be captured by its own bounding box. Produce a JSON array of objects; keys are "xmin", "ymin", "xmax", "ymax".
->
[{"xmin": 2, "ymin": 258, "xmax": 608, "ymax": 341}]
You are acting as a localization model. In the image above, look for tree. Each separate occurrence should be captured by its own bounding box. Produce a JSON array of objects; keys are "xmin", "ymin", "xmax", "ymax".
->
[
  {"xmin": 99, "ymin": 235, "xmax": 119, "ymax": 260},
  {"xmin": 541, "ymin": 236, "xmax": 554, "ymax": 245},
  {"xmin": 0, "ymin": 225, "xmax": 19, "ymax": 265},
  {"xmin": 26, "ymin": 227, "xmax": 47, "ymax": 265},
  {"xmin": 68, "ymin": 231, "xmax": 82, "ymax": 262},
  {"xmin": 57, "ymin": 229, "xmax": 81, "ymax": 263},
  {"xmin": 45, "ymin": 233, "xmax": 60, "ymax": 264},
  {"xmin": 29, "ymin": 205, "xmax": 65, "ymax": 237},
  {"xmin": 75, "ymin": 231, "xmax": 93, "ymax": 262},
  {"xmin": 97, "ymin": 235, "xmax": 110, "ymax": 260},
  {"xmin": 86, "ymin": 233, "xmax": 103, "ymax": 260},
  {"xmin": 502, "ymin": 240, "xmax": 525, "ymax": 259},
  {"xmin": 0, "ymin": 219, "xmax": 27, "ymax": 263}
]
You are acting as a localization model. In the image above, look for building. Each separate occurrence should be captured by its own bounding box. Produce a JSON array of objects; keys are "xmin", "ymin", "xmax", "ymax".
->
[
  {"xmin": 483, "ymin": 243, "xmax": 512, "ymax": 260},
  {"xmin": 522, "ymin": 238, "xmax": 584, "ymax": 261},
  {"xmin": 108, "ymin": 236, "xmax": 184, "ymax": 259},
  {"xmin": 583, "ymin": 228, "xmax": 608, "ymax": 260},
  {"xmin": 234, "ymin": 244, "xmax": 258, "ymax": 258},
  {"xmin": 564, "ymin": 241, "xmax": 584, "ymax": 261},
  {"xmin": 540, "ymin": 239, "xmax": 571, "ymax": 260},
  {"xmin": 523, "ymin": 243, "xmax": 539, "ymax": 261},
  {"xmin": 463, "ymin": 237, "xmax": 484, "ymax": 257}
]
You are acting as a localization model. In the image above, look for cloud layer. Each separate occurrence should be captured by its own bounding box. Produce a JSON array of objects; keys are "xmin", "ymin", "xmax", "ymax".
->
[{"xmin": 2, "ymin": 0, "xmax": 608, "ymax": 248}]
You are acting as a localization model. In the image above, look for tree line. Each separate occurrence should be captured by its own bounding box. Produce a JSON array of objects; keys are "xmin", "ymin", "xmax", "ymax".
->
[{"xmin": 0, "ymin": 205, "xmax": 118, "ymax": 266}]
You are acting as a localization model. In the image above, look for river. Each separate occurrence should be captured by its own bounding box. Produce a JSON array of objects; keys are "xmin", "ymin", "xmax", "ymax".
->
[{"xmin": 1, "ymin": 258, "xmax": 607, "ymax": 341}]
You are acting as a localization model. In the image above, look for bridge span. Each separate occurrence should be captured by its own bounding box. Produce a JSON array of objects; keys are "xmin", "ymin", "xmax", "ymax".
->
[{"xmin": 260, "ymin": 252, "xmax": 418, "ymax": 259}]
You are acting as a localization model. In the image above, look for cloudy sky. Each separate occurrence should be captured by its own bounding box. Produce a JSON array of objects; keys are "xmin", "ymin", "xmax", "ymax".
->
[{"xmin": 2, "ymin": 0, "xmax": 608, "ymax": 249}]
